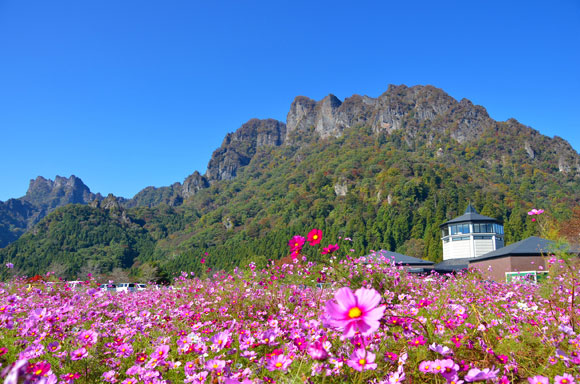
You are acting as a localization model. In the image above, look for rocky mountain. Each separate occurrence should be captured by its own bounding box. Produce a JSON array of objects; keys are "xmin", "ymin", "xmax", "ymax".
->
[
  {"xmin": 0, "ymin": 175, "xmax": 102, "ymax": 248},
  {"xmin": 1, "ymin": 84, "xmax": 579, "ymax": 280}
]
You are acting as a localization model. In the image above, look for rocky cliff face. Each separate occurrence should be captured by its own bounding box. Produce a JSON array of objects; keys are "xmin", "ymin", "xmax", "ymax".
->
[
  {"xmin": 206, "ymin": 118, "xmax": 286, "ymax": 182},
  {"xmin": 182, "ymin": 171, "xmax": 210, "ymax": 199},
  {"xmin": 22, "ymin": 175, "xmax": 101, "ymax": 209},
  {"xmin": 286, "ymin": 85, "xmax": 495, "ymax": 143}
]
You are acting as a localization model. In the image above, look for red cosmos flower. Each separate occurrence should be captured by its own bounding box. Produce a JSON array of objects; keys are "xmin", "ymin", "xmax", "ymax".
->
[{"xmin": 307, "ymin": 229, "xmax": 322, "ymax": 246}]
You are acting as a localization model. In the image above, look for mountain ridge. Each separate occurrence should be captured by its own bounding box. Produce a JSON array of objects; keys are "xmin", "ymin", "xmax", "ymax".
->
[{"xmin": 1, "ymin": 84, "xmax": 579, "ymax": 279}]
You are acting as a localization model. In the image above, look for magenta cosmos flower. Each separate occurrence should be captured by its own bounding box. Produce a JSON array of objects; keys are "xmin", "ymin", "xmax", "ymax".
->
[
  {"xmin": 288, "ymin": 236, "xmax": 306, "ymax": 252},
  {"xmin": 325, "ymin": 287, "xmax": 385, "ymax": 337},
  {"xmin": 321, "ymin": 244, "xmax": 339, "ymax": 255},
  {"xmin": 307, "ymin": 229, "xmax": 322, "ymax": 246}
]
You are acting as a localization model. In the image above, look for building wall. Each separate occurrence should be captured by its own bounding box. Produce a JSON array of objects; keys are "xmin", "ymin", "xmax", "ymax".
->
[
  {"xmin": 444, "ymin": 240, "xmax": 472, "ymax": 259},
  {"xmin": 474, "ymin": 239, "xmax": 494, "ymax": 257},
  {"xmin": 469, "ymin": 255, "xmax": 547, "ymax": 282},
  {"xmin": 470, "ymin": 257, "xmax": 512, "ymax": 281},
  {"xmin": 509, "ymin": 256, "xmax": 546, "ymax": 274}
]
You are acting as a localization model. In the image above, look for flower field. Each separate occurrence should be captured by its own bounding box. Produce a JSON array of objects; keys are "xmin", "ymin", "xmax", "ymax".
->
[{"xmin": 1, "ymin": 233, "xmax": 579, "ymax": 383}]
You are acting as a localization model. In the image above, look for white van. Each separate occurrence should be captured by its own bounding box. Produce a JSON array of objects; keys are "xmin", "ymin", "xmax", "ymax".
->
[{"xmin": 116, "ymin": 283, "xmax": 137, "ymax": 293}]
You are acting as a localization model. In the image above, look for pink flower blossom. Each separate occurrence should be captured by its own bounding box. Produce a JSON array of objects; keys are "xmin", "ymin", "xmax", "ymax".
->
[
  {"xmin": 555, "ymin": 374, "xmax": 576, "ymax": 384},
  {"xmin": 325, "ymin": 287, "xmax": 385, "ymax": 337},
  {"xmin": 346, "ymin": 349, "xmax": 377, "ymax": 372},
  {"xmin": 528, "ymin": 376, "xmax": 549, "ymax": 384},
  {"xmin": 70, "ymin": 347, "xmax": 88, "ymax": 361},
  {"xmin": 266, "ymin": 354, "xmax": 292, "ymax": 371}
]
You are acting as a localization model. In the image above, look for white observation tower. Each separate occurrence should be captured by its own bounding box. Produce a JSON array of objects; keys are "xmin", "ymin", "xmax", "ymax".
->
[{"xmin": 440, "ymin": 204, "xmax": 504, "ymax": 260}]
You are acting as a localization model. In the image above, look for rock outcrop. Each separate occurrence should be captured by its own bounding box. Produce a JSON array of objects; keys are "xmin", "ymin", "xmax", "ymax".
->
[
  {"xmin": 285, "ymin": 85, "xmax": 495, "ymax": 143},
  {"xmin": 206, "ymin": 118, "xmax": 286, "ymax": 182}
]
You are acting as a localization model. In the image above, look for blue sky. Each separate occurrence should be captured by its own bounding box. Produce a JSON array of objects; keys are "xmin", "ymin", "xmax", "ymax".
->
[{"xmin": 1, "ymin": 0, "xmax": 579, "ymax": 201}]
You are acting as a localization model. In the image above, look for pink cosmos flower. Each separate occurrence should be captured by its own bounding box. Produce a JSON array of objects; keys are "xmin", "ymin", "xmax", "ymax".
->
[
  {"xmin": 78, "ymin": 330, "xmax": 98, "ymax": 346},
  {"xmin": 555, "ymin": 374, "xmax": 576, "ymax": 384},
  {"xmin": 184, "ymin": 361, "xmax": 196, "ymax": 376},
  {"xmin": 307, "ymin": 229, "xmax": 323, "ymax": 246},
  {"xmin": 47, "ymin": 342, "xmax": 60, "ymax": 352},
  {"xmin": 346, "ymin": 349, "xmax": 377, "ymax": 372},
  {"xmin": 266, "ymin": 354, "xmax": 292, "ymax": 371},
  {"xmin": 307, "ymin": 341, "xmax": 329, "ymax": 360},
  {"xmin": 388, "ymin": 370, "xmax": 406, "ymax": 383},
  {"xmin": 210, "ymin": 331, "xmax": 231, "ymax": 351},
  {"xmin": 70, "ymin": 347, "xmax": 88, "ymax": 361},
  {"xmin": 528, "ymin": 209, "xmax": 544, "ymax": 216},
  {"xmin": 325, "ymin": 287, "xmax": 385, "ymax": 338},
  {"xmin": 205, "ymin": 359, "xmax": 226, "ymax": 371},
  {"xmin": 116, "ymin": 343, "xmax": 133, "ymax": 358},
  {"xmin": 153, "ymin": 345, "xmax": 170, "ymax": 361},
  {"xmin": 464, "ymin": 367, "xmax": 499, "ymax": 382},
  {"xmin": 419, "ymin": 360, "xmax": 434, "ymax": 373},
  {"xmin": 528, "ymin": 376, "xmax": 549, "ymax": 384}
]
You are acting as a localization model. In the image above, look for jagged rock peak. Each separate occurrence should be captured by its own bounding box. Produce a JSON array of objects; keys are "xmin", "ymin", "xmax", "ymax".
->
[
  {"xmin": 182, "ymin": 171, "xmax": 209, "ymax": 199},
  {"xmin": 206, "ymin": 118, "xmax": 286, "ymax": 183},
  {"xmin": 23, "ymin": 175, "xmax": 100, "ymax": 208},
  {"xmin": 286, "ymin": 84, "xmax": 494, "ymax": 143}
]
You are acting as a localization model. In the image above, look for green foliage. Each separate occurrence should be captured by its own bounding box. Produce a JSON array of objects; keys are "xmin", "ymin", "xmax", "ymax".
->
[{"xmin": 1, "ymin": 122, "xmax": 579, "ymax": 279}]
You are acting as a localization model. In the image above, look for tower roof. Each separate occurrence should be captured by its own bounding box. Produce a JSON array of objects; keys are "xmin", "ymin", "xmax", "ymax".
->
[
  {"xmin": 469, "ymin": 236, "xmax": 580, "ymax": 262},
  {"xmin": 440, "ymin": 204, "xmax": 500, "ymax": 227}
]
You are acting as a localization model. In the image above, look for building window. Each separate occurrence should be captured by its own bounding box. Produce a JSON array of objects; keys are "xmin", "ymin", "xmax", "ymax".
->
[
  {"xmin": 474, "ymin": 223, "xmax": 493, "ymax": 233},
  {"xmin": 452, "ymin": 236, "xmax": 470, "ymax": 241},
  {"xmin": 474, "ymin": 235, "xmax": 492, "ymax": 240}
]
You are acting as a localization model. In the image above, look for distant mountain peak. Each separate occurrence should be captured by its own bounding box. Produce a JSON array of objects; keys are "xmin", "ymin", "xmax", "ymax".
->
[{"xmin": 23, "ymin": 175, "xmax": 100, "ymax": 208}]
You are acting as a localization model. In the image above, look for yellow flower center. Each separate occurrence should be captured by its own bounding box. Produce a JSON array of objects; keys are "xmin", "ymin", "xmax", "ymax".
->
[
  {"xmin": 348, "ymin": 307, "xmax": 362, "ymax": 318},
  {"xmin": 275, "ymin": 362, "xmax": 282, "ymax": 368},
  {"xmin": 35, "ymin": 369, "xmax": 43, "ymax": 375},
  {"xmin": 313, "ymin": 235, "xmax": 318, "ymax": 240},
  {"xmin": 358, "ymin": 358, "xmax": 366, "ymax": 365}
]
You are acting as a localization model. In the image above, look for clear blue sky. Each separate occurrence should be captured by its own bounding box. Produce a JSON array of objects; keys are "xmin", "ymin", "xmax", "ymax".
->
[{"xmin": 1, "ymin": 0, "xmax": 579, "ymax": 201}]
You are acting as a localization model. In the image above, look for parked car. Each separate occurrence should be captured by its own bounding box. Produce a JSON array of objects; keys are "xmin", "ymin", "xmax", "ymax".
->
[
  {"xmin": 99, "ymin": 283, "xmax": 117, "ymax": 292},
  {"xmin": 65, "ymin": 281, "xmax": 84, "ymax": 291},
  {"xmin": 116, "ymin": 283, "xmax": 137, "ymax": 293},
  {"xmin": 137, "ymin": 283, "xmax": 147, "ymax": 291}
]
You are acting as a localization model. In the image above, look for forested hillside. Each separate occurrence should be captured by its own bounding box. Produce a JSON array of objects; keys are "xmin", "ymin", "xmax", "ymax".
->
[{"xmin": 1, "ymin": 85, "xmax": 579, "ymax": 280}]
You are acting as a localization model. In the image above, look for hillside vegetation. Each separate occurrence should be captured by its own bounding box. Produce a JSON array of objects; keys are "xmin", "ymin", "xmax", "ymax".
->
[{"xmin": 1, "ymin": 85, "xmax": 579, "ymax": 280}]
